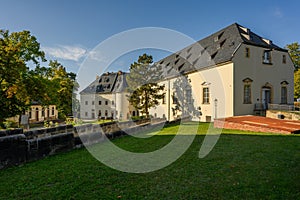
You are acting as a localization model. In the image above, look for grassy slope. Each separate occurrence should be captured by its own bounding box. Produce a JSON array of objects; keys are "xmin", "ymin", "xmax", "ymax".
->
[{"xmin": 0, "ymin": 123, "xmax": 299, "ymax": 199}]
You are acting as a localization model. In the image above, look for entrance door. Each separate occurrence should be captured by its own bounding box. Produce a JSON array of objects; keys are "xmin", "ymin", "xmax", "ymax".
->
[{"xmin": 262, "ymin": 88, "xmax": 271, "ymax": 109}]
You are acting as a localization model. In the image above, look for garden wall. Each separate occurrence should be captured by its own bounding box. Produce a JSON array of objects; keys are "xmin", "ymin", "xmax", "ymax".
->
[{"xmin": 0, "ymin": 118, "xmax": 167, "ymax": 169}]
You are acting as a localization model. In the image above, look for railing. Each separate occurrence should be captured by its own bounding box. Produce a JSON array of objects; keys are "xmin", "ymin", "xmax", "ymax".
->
[{"xmin": 268, "ymin": 104, "xmax": 295, "ymax": 111}]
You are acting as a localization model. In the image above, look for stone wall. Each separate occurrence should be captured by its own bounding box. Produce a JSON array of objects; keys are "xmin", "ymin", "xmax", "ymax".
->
[
  {"xmin": 0, "ymin": 118, "xmax": 167, "ymax": 169},
  {"xmin": 266, "ymin": 110, "xmax": 300, "ymax": 120}
]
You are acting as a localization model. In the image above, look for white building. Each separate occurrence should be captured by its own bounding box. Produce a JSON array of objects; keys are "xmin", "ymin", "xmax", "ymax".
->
[
  {"xmin": 80, "ymin": 71, "xmax": 138, "ymax": 120},
  {"xmin": 80, "ymin": 23, "xmax": 294, "ymax": 122}
]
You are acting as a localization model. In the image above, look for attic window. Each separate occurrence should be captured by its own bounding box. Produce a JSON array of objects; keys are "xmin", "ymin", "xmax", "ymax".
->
[
  {"xmin": 174, "ymin": 58, "xmax": 180, "ymax": 65},
  {"xmin": 200, "ymin": 47, "xmax": 207, "ymax": 55},
  {"xmin": 214, "ymin": 31, "xmax": 224, "ymax": 42},
  {"xmin": 186, "ymin": 53, "xmax": 192, "ymax": 60},
  {"xmin": 220, "ymin": 39, "xmax": 226, "ymax": 48},
  {"xmin": 175, "ymin": 54, "xmax": 180, "ymax": 58},
  {"xmin": 99, "ymin": 78, "xmax": 102, "ymax": 82},
  {"xmin": 159, "ymin": 60, "xmax": 164, "ymax": 64},
  {"xmin": 166, "ymin": 62, "xmax": 170, "ymax": 66},
  {"xmin": 211, "ymin": 51, "xmax": 218, "ymax": 59},
  {"xmin": 178, "ymin": 63, "xmax": 184, "ymax": 71},
  {"xmin": 187, "ymin": 46, "xmax": 192, "ymax": 53},
  {"xmin": 192, "ymin": 58, "xmax": 199, "ymax": 65},
  {"xmin": 105, "ymin": 78, "xmax": 110, "ymax": 82}
]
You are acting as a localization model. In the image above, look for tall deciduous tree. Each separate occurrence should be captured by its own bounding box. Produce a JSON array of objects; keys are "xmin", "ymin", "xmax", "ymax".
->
[
  {"xmin": 46, "ymin": 60, "xmax": 79, "ymax": 119},
  {"xmin": 286, "ymin": 42, "xmax": 300, "ymax": 99},
  {"xmin": 286, "ymin": 42, "xmax": 300, "ymax": 70},
  {"xmin": 126, "ymin": 54, "xmax": 165, "ymax": 118},
  {"xmin": 0, "ymin": 29, "xmax": 46, "ymax": 126}
]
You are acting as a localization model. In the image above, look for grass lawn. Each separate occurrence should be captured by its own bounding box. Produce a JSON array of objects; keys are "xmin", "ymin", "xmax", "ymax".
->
[{"xmin": 0, "ymin": 122, "xmax": 299, "ymax": 199}]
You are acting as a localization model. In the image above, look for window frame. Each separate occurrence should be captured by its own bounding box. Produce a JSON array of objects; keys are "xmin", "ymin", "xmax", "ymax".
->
[
  {"xmin": 263, "ymin": 50, "xmax": 272, "ymax": 64},
  {"xmin": 282, "ymin": 55, "xmax": 287, "ymax": 64},
  {"xmin": 202, "ymin": 87, "xmax": 210, "ymax": 104},
  {"xmin": 245, "ymin": 47, "xmax": 250, "ymax": 58}
]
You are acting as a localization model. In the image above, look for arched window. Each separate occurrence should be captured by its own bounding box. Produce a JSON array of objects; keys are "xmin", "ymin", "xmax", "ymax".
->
[
  {"xmin": 280, "ymin": 81, "xmax": 289, "ymax": 104},
  {"xmin": 243, "ymin": 78, "xmax": 253, "ymax": 104}
]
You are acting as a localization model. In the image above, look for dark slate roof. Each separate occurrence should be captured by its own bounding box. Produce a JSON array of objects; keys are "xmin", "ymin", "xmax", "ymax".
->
[
  {"xmin": 155, "ymin": 23, "xmax": 287, "ymax": 77},
  {"xmin": 80, "ymin": 71, "xmax": 128, "ymax": 94}
]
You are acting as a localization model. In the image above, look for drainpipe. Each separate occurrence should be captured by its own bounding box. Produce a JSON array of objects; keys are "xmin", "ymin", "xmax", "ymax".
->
[{"xmin": 168, "ymin": 79, "xmax": 170, "ymax": 121}]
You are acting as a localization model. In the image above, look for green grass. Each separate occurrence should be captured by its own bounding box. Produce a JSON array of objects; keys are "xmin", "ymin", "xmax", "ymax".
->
[{"xmin": 0, "ymin": 122, "xmax": 299, "ymax": 199}]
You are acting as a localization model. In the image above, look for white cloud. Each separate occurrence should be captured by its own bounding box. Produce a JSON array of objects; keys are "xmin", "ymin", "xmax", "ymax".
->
[
  {"xmin": 43, "ymin": 45, "xmax": 87, "ymax": 62},
  {"xmin": 87, "ymin": 50, "xmax": 109, "ymax": 63}
]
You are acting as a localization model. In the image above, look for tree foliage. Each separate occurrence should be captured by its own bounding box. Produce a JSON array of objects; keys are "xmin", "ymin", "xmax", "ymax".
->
[
  {"xmin": 126, "ymin": 54, "xmax": 165, "ymax": 118},
  {"xmin": 0, "ymin": 29, "xmax": 78, "ymax": 127},
  {"xmin": 286, "ymin": 42, "xmax": 300, "ymax": 70},
  {"xmin": 286, "ymin": 42, "xmax": 300, "ymax": 99},
  {"xmin": 0, "ymin": 29, "xmax": 46, "ymax": 125},
  {"xmin": 294, "ymin": 70, "xmax": 300, "ymax": 99}
]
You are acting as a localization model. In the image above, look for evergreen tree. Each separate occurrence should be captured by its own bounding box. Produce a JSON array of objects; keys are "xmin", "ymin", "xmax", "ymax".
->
[{"xmin": 126, "ymin": 54, "xmax": 165, "ymax": 118}]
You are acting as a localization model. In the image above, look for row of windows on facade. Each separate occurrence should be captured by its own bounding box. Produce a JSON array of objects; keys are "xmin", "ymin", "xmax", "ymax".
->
[
  {"xmin": 243, "ymin": 82, "xmax": 288, "ymax": 104},
  {"xmin": 28, "ymin": 107, "xmax": 56, "ymax": 119},
  {"xmin": 85, "ymin": 100, "xmax": 115, "ymax": 106},
  {"xmin": 245, "ymin": 48, "xmax": 287, "ymax": 64},
  {"xmin": 84, "ymin": 110, "xmax": 139, "ymax": 118},
  {"xmin": 161, "ymin": 88, "xmax": 210, "ymax": 105}
]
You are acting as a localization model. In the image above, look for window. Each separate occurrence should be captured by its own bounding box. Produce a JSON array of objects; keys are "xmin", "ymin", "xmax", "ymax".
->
[
  {"xmin": 185, "ymin": 89, "xmax": 192, "ymax": 104},
  {"xmin": 98, "ymin": 110, "xmax": 101, "ymax": 117},
  {"xmin": 92, "ymin": 101, "xmax": 94, "ymax": 105},
  {"xmin": 172, "ymin": 92, "xmax": 178, "ymax": 104},
  {"xmin": 52, "ymin": 107, "xmax": 55, "ymax": 115},
  {"xmin": 99, "ymin": 101, "xmax": 101, "ymax": 105},
  {"xmin": 243, "ymin": 78, "xmax": 253, "ymax": 104},
  {"xmin": 112, "ymin": 100, "xmax": 114, "ymax": 105},
  {"xmin": 162, "ymin": 94, "xmax": 166, "ymax": 104},
  {"xmin": 245, "ymin": 47, "xmax": 250, "ymax": 58},
  {"xmin": 85, "ymin": 112, "xmax": 88, "ymax": 117},
  {"xmin": 263, "ymin": 50, "xmax": 272, "ymax": 64},
  {"xmin": 203, "ymin": 88, "xmax": 210, "ymax": 104},
  {"xmin": 85, "ymin": 101, "xmax": 88, "ymax": 105},
  {"xmin": 105, "ymin": 101, "xmax": 108, "ymax": 105},
  {"xmin": 42, "ymin": 108, "xmax": 45, "ymax": 117},
  {"xmin": 105, "ymin": 110, "xmax": 108, "ymax": 116},
  {"xmin": 281, "ymin": 87, "xmax": 287, "ymax": 104},
  {"xmin": 244, "ymin": 85, "xmax": 252, "ymax": 104},
  {"xmin": 280, "ymin": 81, "xmax": 289, "ymax": 104},
  {"xmin": 282, "ymin": 55, "xmax": 286, "ymax": 64},
  {"xmin": 29, "ymin": 111, "xmax": 32, "ymax": 119}
]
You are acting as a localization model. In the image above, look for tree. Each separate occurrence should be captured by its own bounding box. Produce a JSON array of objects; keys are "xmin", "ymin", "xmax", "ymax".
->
[
  {"xmin": 0, "ymin": 29, "xmax": 46, "ymax": 126},
  {"xmin": 126, "ymin": 54, "xmax": 165, "ymax": 118},
  {"xmin": 294, "ymin": 70, "xmax": 300, "ymax": 100},
  {"xmin": 286, "ymin": 42, "xmax": 300, "ymax": 70},
  {"xmin": 286, "ymin": 42, "xmax": 300, "ymax": 99},
  {"xmin": 44, "ymin": 60, "xmax": 79, "ymax": 119}
]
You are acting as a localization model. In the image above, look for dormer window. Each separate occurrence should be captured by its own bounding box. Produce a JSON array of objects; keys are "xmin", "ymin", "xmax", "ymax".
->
[{"xmin": 263, "ymin": 50, "xmax": 272, "ymax": 64}]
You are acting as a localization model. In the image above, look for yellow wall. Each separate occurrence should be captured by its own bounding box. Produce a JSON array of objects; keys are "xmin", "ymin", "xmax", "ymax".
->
[{"xmin": 232, "ymin": 44, "xmax": 294, "ymax": 116}]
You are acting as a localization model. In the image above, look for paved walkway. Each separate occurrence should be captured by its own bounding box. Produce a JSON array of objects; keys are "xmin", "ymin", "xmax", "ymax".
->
[{"xmin": 215, "ymin": 116, "xmax": 300, "ymax": 134}]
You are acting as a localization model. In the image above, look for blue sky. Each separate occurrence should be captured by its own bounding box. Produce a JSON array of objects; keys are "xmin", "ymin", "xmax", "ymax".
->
[{"xmin": 1, "ymin": 0, "xmax": 299, "ymax": 75}]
